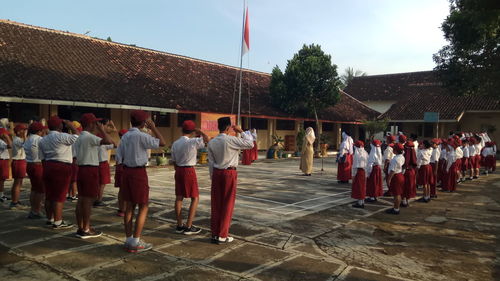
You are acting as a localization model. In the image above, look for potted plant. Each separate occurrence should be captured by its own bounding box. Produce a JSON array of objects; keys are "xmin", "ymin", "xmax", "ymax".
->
[
  {"xmin": 268, "ymin": 135, "xmax": 284, "ymax": 159},
  {"xmin": 295, "ymin": 129, "xmax": 305, "ymax": 157},
  {"xmin": 155, "ymin": 146, "xmax": 170, "ymax": 166},
  {"xmin": 320, "ymin": 134, "xmax": 329, "ymax": 157}
]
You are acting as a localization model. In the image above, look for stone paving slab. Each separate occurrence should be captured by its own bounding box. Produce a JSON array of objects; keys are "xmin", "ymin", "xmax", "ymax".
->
[
  {"xmin": 159, "ymin": 236, "xmax": 243, "ymax": 262},
  {"xmin": 17, "ymin": 234, "xmax": 101, "ymax": 257},
  {"xmin": 255, "ymin": 256, "xmax": 343, "ymax": 281},
  {"xmin": 159, "ymin": 265, "xmax": 242, "ymax": 281}
]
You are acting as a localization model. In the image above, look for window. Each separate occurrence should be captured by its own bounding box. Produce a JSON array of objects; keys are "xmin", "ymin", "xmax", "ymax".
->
[
  {"xmin": 249, "ymin": 118, "xmax": 268, "ymax": 130},
  {"xmin": 322, "ymin": 122, "xmax": 334, "ymax": 131},
  {"xmin": 276, "ymin": 119, "xmax": 295, "ymax": 131},
  {"xmin": 177, "ymin": 113, "xmax": 197, "ymax": 127},
  {"xmin": 152, "ymin": 112, "xmax": 170, "ymax": 127},
  {"xmin": 0, "ymin": 102, "xmax": 39, "ymax": 123},
  {"xmin": 58, "ymin": 106, "xmax": 110, "ymax": 121},
  {"xmin": 423, "ymin": 123, "xmax": 434, "ymax": 137}
]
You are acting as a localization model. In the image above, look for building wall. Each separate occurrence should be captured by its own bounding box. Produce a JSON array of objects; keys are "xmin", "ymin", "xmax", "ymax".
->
[{"xmin": 459, "ymin": 112, "xmax": 500, "ymax": 142}]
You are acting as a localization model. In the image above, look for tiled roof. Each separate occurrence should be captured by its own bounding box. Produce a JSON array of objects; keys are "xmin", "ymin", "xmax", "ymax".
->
[
  {"xmin": 0, "ymin": 20, "xmax": 378, "ymax": 123},
  {"xmin": 344, "ymin": 71, "xmax": 442, "ymax": 101},
  {"xmin": 379, "ymin": 87, "xmax": 500, "ymax": 121}
]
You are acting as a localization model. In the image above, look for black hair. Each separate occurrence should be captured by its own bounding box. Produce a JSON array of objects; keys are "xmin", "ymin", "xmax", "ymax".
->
[
  {"xmin": 217, "ymin": 117, "xmax": 231, "ymax": 132},
  {"xmin": 99, "ymin": 118, "xmax": 109, "ymax": 125},
  {"xmin": 423, "ymin": 140, "xmax": 431, "ymax": 149},
  {"xmin": 182, "ymin": 129, "xmax": 194, "ymax": 134},
  {"xmin": 130, "ymin": 117, "xmax": 143, "ymax": 127}
]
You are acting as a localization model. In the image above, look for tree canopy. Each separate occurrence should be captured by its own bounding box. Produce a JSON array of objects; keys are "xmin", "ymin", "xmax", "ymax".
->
[
  {"xmin": 433, "ymin": 0, "xmax": 500, "ymax": 97},
  {"xmin": 270, "ymin": 44, "xmax": 342, "ymax": 118},
  {"xmin": 340, "ymin": 67, "xmax": 367, "ymax": 89}
]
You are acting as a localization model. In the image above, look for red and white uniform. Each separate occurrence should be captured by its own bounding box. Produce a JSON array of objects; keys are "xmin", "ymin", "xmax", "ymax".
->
[
  {"xmin": 39, "ymin": 131, "xmax": 78, "ymax": 202},
  {"xmin": 0, "ymin": 139, "xmax": 10, "ymax": 180},
  {"xmin": 98, "ymin": 144, "xmax": 113, "ymax": 185},
  {"xmin": 388, "ymin": 154, "xmax": 405, "ymax": 196},
  {"xmin": 417, "ymin": 148, "xmax": 433, "ymax": 186},
  {"xmin": 429, "ymin": 146, "xmax": 440, "ymax": 196},
  {"xmin": 116, "ymin": 128, "xmax": 160, "ymax": 204},
  {"xmin": 171, "ymin": 136, "xmax": 205, "ymax": 198},
  {"xmin": 241, "ymin": 130, "xmax": 254, "ymax": 165},
  {"xmin": 337, "ymin": 132, "xmax": 353, "ymax": 181},
  {"xmin": 461, "ymin": 144, "xmax": 470, "ymax": 171},
  {"xmin": 74, "ymin": 131, "xmax": 102, "ymax": 198},
  {"xmin": 208, "ymin": 132, "xmax": 253, "ymax": 238},
  {"xmin": 482, "ymin": 145, "xmax": 495, "ymax": 171},
  {"xmin": 23, "ymin": 134, "xmax": 44, "ymax": 193},
  {"xmin": 444, "ymin": 146, "xmax": 457, "ymax": 191},
  {"xmin": 11, "ymin": 136, "xmax": 27, "ymax": 179},
  {"xmin": 351, "ymin": 145, "xmax": 368, "ymax": 200},
  {"xmin": 366, "ymin": 143, "xmax": 383, "ymax": 198}
]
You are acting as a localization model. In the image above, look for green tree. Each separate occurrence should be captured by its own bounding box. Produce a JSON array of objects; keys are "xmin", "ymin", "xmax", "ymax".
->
[
  {"xmin": 270, "ymin": 44, "xmax": 342, "ymax": 152},
  {"xmin": 433, "ymin": 0, "xmax": 500, "ymax": 97},
  {"xmin": 341, "ymin": 67, "xmax": 367, "ymax": 89},
  {"xmin": 363, "ymin": 119, "xmax": 389, "ymax": 140}
]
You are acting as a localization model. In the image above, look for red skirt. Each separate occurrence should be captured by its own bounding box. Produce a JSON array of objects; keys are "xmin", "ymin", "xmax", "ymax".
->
[
  {"xmin": 351, "ymin": 168, "xmax": 366, "ymax": 200},
  {"xmin": 77, "ymin": 166, "xmax": 100, "ymax": 198},
  {"xmin": 121, "ymin": 166, "xmax": 149, "ymax": 204},
  {"xmin": 444, "ymin": 162, "xmax": 458, "ymax": 191},
  {"xmin": 389, "ymin": 173, "xmax": 404, "ymax": 196},
  {"xmin": 252, "ymin": 141, "xmax": 258, "ymax": 161},
  {"xmin": 114, "ymin": 164, "xmax": 123, "ymax": 187},
  {"xmin": 337, "ymin": 153, "xmax": 352, "ymax": 181},
  {"xmin": 71, "ymin": 158, "xmax": 78, "ymax": 183},
  {"xmin": 485, "ymin": 155, "xmax": 496, "ymax": 170},
  {"xmin": 474, "ymin": 155, "xmax": 481, "ymax": 169},
  {"xmin": 430, "ymin": 162, "xmax": 437, "ymax": 195},
  {"xmin": 366, "ymin": 165, "xmax": 383, "ymax": 198},
  {"xmin": 43, "ymin": 161, "xmax": 72, "ymax": 202},
  {"xmin": 99, "ymin": 161, "xmax": 111, "ymax": 185},
  {"xmin": 175, "ymin": 166, "xmax": 199, "ymax": 198},
  {"xmin": 27, "ymin": 162, "xmax": 44, "ymax": 193},
  {"xmin": 241, "ymin": 149, "xmax": 253, "ymax": 165},
  {"xmin": 0, "ymin": 159, "xmax": 8, "ymax": 180},
  {"xmin": 403, "ymin": 168, "xmax": 416, "ymax": 199},
  {"xmin": 11, "ymin": 159, "xmax": 27, "ymax": 179},
  {"xmin": 461, "ymin": 157, "xmax": 470, "ymax": 171},
  {"xmin": 211, "ymin": 168, "xmax": 237, "ymax": 238},
  {"xmin": 417, "ymin": 164, "xmax": 433, "ymax": 186}
]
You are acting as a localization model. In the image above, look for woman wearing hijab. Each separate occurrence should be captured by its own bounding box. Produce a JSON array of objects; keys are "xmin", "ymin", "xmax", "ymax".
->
[
  {"xmin": 351, "ymin": 140, "xmax": 368, "ymax": 208},
  {"xmin": 337, "ymin": 132, "xmax": 353, "ymax": 183},
  {"xmin": 417, "ymin": 140, "xmax": 433, "ymax": 202},
  {"xmin": 385, "ymin": 143, "xmax": 405, "ymax": 215},
  {"xmin": 300, "ymin": 127, "xmax": 315, "ymax": 176},
  {"xmin": 402, "ymin": 140, "xmax": 417, "ymax": 207},
  {"xmin": 366, "ymin": 139, "xmax": 383, "ymax": 202}
]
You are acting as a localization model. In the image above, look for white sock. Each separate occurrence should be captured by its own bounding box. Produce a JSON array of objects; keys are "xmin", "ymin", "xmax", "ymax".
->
[
  {"xmin": 125, "ymin": 236, "xmax": 133, "ymax": 244},
  {"xmin": 394, "ymin": 208, "xmax": 400, "ymax": 211},
  {"xmin": 54, "ymin": 220, "xmax": 62, "ymax": 225},
  {"xmin": 131, "ymin": 237, "xmax": 140, "ymax": 246},
  {"xmin": 424, "ymin": 196, "xmax": 430, "ymax": 200},
  {"xmin": 370, "ymin": 197, "xmax": 375, "ymax": 200},
  {"xmin": 402, "ymin": 199, "xmax": 408, "ymax": 204},
  {"xmin": 358, "ymin": 200, "xmax": 364, "ymax": 205}
]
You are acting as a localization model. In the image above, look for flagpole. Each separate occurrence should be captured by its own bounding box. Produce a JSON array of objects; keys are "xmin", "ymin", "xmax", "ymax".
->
[{"xmin": 237, "ymin": 0, "xmax": 246, "ymax": 126}]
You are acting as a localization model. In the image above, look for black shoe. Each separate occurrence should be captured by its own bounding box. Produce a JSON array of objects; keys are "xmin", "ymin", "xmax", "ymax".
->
[
  {"xmin": 400, "ymin": 202, "xmax": 409, "ymax": 208},
  {"xmin": 46, "ymin": 220, "xmax": 54, "ymax": 225},
  {"xmin": 210, "ymin": 236, "xmax": 219, "ymax": 244},
  {"xmin": 383, "ymin": 191, "xmax": 392, "ymax": 197},
  {"xmin": 93, "ymin": 201, "xmax": 106, "ymax": 207},
  {"xmin": 0, "ymin": 195, "xmax": 10, "ymax": 202},
  {"xmin": 473, "ymin": 176, "xmax": 478, "ymax": 179},
  {"xmin": 424, "ymin": 198, "xmax": 431, "ymax": 203},
  {"xmin": 430, "ymin": 195, "xmax": 437, "ymax": 199},
  {"xmin": 175, "ymin": 225, "xmax": 187, "ymax": 234},
  {"xmin": 183, "ymin": 225, "xmax": 202, "ymax": 235},
  {"xmin": 416, "ymin": 197, "xmax": 427, "ymax": 202},
  {"xmin": 27, "ymin": 211, "xmax": 43, "ymax": 219},
  {"xmin": 76, "ymin": 228, "xmax": 103, "ymax": 239},
  {"xmin": 385, "ymin": 208, "xmax": 400, "ymax": 215},
  {"xmin": 365, "ymin": 198, "xmax": 377, "ymax": 203},
  {"xmin": 352, "ymin": 203, "xmax": 365, "ymax": 209}
]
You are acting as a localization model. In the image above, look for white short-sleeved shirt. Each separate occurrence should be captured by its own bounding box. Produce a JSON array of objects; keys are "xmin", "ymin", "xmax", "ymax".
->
[
  {"xmin": 0, "ymin": 139, "xmax": 9, "ymax": 159},
  {"xmin": 455, "ymin": 147, "xmax": 463, "ymax": 159},
  {"xmin": 383, "ymin": 146, "xmax": 394, "ymax": 162},
  {"xmin": 207, "ymin": 132, "xmax": 254, "ymax": 170},
  {"xmin": 98, "ymin": 144, "xmax": 114, "ymax": 162},
  {"xmin": 417, "ymin": 148, "xmax": 432, "ymax": 167},
  {"xmin": 74, "ymin": 131, "xmax": 102, "ymax": 166},
  {"xmin": 116, "ymin": 128, "xmax": 160, "ymax": 167},
  {"xmin": 12, "ymin": 136, "xmax": 26, "ymax": 160},
  {"xmin": 462, "ymin": 146, "xmax": 470, "ymax": 158},
  {"xmin": 23, "ymin": 134, "xmax": 43, "ymax": 163},
  {"xmin": 482, "ymin": 147, "xmax": 494, "ymax": 157},
  {"xmin": 39, "ymin": 131, "xmax": 79, "ymax": 164},
  {"xmin": 430, "ymin": 147, "xmax": 441, "ymax": 163},
  {"xmin": 389, "ymin": 154, "xmax": 405, "ymax": 174},
  {"xmin": 171, "ymin": 136, "xmax": 205, "ymax": 167}
]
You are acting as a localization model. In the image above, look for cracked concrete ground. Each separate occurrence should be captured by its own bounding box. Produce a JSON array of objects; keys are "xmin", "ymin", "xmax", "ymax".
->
[{"xmin": 0, "ymin": 157, "xmax": 498, "ymax": 280}]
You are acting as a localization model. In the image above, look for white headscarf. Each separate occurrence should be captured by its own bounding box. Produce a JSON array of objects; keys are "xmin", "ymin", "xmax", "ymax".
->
[
  {"xmin": 305, "ymin": 127, "xmax": 315, "ymax": 145},
  {"xmin": 366, "ymin": 143, "xmax": 382, "ymax": 176},
  {"xmin": 352, "ymin": 145, "xmax": 368, "ymax": 177},
  {"xmin": 341, "ymin": 132, "xmax": 353, "ymax": 154},
  {"xmin": 0, "ymin": 118, "xmax": 9, "ymax": 129}
]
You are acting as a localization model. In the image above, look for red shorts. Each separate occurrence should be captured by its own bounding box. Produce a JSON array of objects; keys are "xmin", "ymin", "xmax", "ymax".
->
[
  {"xmin": 71, "ymin": 158, "xmax": 78, "ymax": 183},
  {"xmin": 43, "ymin": 161, "xmax": 72, "ymax": 202},
  {"xmin": 114, "ymin": 164, "xmax": 123, "ymax": 188},
  {"xmin": 11, "ymin": 159, "xmax": 27, "ymax": 179},
  {"xmin": 475, "ymin": 155, "xmax": 481, "ymax": 169},
  {"xmin": 99, "ymin": 161, "xmax": 111, "ymax": 185},
  {"xmin": 389, "ymin": 173, "xmax": 404, "ymax": 196},
  {"xmin": 27, "ymin": 162, "xmax": 44, "ymax": 193},
  {"xmin": 77, "ymin": 166, "xmax": 100, "ymax": 198},
  {"xmin": 175, "ymin": 166, "xmax": 199, "ymax": 198},
  {"xmin": 0, "ymin": 159, "xmax": 9, "ymax": 180},
  {"xmin": 121, "ymin": 166, "xmax": 149, "ymax": 204}
]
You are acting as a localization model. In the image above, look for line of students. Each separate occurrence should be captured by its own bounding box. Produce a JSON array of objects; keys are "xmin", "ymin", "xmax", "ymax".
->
[
  {"xmin": 0, "ymin": 112, "xmax": 253, "ymax": 253},
  {"xmin": 339, "ymin": 131, "xmax": 496, "ymax": 214}
]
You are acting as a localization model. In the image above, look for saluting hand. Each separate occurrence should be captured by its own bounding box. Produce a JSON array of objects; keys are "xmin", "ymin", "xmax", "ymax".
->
[
  {"xmin": 145, "ymin": 119, "xmax": 156, "ymax": 129},
  {"xmin": 232, "ymin": 125, "xmax": 243, "ymax": 133}
]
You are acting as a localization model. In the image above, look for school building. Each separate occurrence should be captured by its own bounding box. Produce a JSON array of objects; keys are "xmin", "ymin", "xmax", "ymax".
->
[
  {"xmin": 344, "ymin": 71, "xmax": 500, "ymax": 141},
  {"xmin": 0, "ymin": 20, "xmax": 378, "ymax": 152}
]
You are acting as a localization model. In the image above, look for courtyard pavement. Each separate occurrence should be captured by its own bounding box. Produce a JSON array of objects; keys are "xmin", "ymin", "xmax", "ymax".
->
[{"xmin": 0, "ymin": 156, "xmax": 499, "ymax": 281}]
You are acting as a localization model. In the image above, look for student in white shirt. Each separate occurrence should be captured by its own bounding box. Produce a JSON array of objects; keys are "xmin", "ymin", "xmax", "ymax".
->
[
  {"xmin": 386, "ymin": 143, "xmax": 405, "ymax": 215},
  {"xmin": 39, "ymin": 115, "xmax": 80, "ymax": 229},
  {"xmin": 429, "ymin": 139, "xmax": 441, "ymax": 198},
  {"xmin": 351, "ymin": 140, "xmax": 368, "ymax": 208},
  {"xmin": 208, "ymin": 117, "xmax": 253, "ymax": 244},
  {"xmin": 94, "ymin": 119, "xmax": 117, "ymax": 207},
  {"xmin": 366, "ymin": 139, "xmax": 383, "ymax": 202},
  {"xmin": 416, "ymin": 140, "xmax": 433, "ymax": 202},
  {"xmin": 73, "ymin": 113, "xmax": 113, "ymax": 239},
  {"xmin": 10, "ymin": 124, "xmax": 27, "ymax": 209},
  {"xmin": 171, "ymin": 120, "xmax": 208, "ymax": 235},
  {"xmin": 24, "ymin": 122, "xmax": 46, "ymax": 219},
  {"xmin": 114, "ymin": 129, "xmax": 128, "ymax": 217},
  {"xmin": 116, "ymin": 110, "xmax": 165, "ymax": 253},
  {"xmin": 383, "ymin": 135, "xmax": 396, "ymax": 195},
  {"xmin": 0, "ymin": 127, "xmax": 12, "ymax": 202}
]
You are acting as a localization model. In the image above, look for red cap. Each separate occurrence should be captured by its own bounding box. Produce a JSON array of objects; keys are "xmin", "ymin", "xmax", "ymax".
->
[
  {"xmin": 29, "ymin": 122, "xmax": 44, "ymax": 133},
  {"xmin": 386, "ymin": 135, "xmax": 396, "ymax": 143},
  {"xmin": 405, "ymin": 141, "xmax": 414, "ymax": 148},
  {"xmin": 118, "ymin": 129, "xmax": 128, "ymax": 137},
  {"xmin": 14, "ymin": 124, "xmax": 27, "ymax": 133},
  {"xmin": 0, "ymin": 128, "xmax": 9, "ymax": 136},
  {"xmin": 80, "ymin": 113, "xmax": 102, "ymax": 127},
  {"xmin": 77, "ymin": 127, "xmax": 83, "ymax": 132},
  {"xmin": 398, "ymin": 135, "xmax": 407, "ymax": 143},
  {"xmin": 130, "ymin": 110, "xmax": 149, "ymax": 123},
  {"xmin": 182, "ymin": 120, "xmax": 196, "ymax": 131},
  {"xmin": 354, "ymin": 140, "xmax": 364, "ymax": 148},
  {"xmin": 47, "ymin": 116, "xmax": 63, "ymax": 130},
  {"xmin": 372, "ymin": 139, "xmax": 381, "ymax": 146},
  {"xmin": 431, "ymin": 138, "xmax": 440, "ymax": 144},
  {"xmin": 393, "ymin": 143, "xmax": 404, "ymax": 154}
]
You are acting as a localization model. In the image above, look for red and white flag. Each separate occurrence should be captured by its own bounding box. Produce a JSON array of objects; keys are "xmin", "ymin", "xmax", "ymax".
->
[{"xmin": 242, "ymin": 7, "xmax": 250, "ymax": 56}]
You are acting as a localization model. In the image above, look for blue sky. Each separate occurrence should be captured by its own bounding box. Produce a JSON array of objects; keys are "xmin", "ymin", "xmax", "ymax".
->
[{"xmin": 1, "ymin": 0, "xmax": 450, "ymax": 75}]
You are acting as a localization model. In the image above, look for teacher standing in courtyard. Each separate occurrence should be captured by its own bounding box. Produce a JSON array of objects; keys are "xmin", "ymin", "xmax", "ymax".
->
[{"xmin": 300, "ymin": 127, "xmax": 315, "ymax": 176}]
